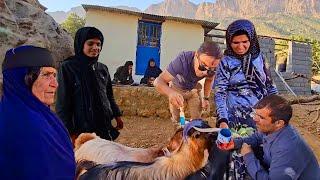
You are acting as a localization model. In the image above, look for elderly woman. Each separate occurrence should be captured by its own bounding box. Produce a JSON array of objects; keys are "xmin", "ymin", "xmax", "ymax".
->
[
  {"xmin": 215, "ymin": 19, "xmax": 278, "ymax": 129},
  {"xmin": 0, "ymin": 45, "xmax": 75, "ymax": 179}
]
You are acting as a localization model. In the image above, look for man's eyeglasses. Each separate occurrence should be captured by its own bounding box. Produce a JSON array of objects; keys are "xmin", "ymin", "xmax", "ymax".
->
[{"xmin": 197, "ymin": 56, "xmax": 217, "ymax": 76}]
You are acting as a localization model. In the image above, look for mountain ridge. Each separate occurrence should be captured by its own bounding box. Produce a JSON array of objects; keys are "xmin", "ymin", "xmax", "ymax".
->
[{"xmin": 47, "ymin": 0, "xmax": 320, "ymax": 40}]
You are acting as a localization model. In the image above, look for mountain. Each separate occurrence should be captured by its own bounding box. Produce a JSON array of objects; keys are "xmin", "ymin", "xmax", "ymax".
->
[
  {"xmin": 47, "ymin": 6, "xmax": 140, "ymax": 24},
  {"xmin": 113, "ymin": 6, "xmax": 141, "ymax": 12},
  {"xmin": 46, "ymin": 0, "xmax": 320, "ymax": 40},
  {"xmin": 47, "ymin": 6, "xmax": 85, "ymax": 23},
  {"xmin": 145, "ymin": 0, "xmax": 197, "ymax": 18}
]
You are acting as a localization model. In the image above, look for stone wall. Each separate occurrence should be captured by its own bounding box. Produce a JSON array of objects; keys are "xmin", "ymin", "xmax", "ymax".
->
[
  {"xmin": 113, "ymin": 86, "xmax": 216, "ymax": 119},
  {"xmin": 260, "ymin": 39, "xmax": 312, "ymax": 95}
]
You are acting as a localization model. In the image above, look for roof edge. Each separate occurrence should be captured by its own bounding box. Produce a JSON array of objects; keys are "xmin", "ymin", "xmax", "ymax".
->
[{"xmin": 82, "ymin": 4, "xmax": 219, "ymax": 28}]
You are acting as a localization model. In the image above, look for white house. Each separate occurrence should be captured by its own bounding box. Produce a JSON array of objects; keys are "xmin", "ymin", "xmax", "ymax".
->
[{"xmin": 83, "ymin": 4, "xmax": 219, "ymax": 81}]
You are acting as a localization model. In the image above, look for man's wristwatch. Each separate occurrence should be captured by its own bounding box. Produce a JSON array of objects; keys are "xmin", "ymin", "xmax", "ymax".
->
[{"xmin": 203, "ymin": 96, "xmax": 210, "ymax": 100}]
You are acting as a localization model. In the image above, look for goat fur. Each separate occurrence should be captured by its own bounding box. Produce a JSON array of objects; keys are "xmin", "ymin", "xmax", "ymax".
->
[
  {"xmin": 77, "ymin": 128, "xmax": 212, "ymax": 180},
  {"xmin": 75, "ymin": 129, "xmax": 183, "ymax": 164}
]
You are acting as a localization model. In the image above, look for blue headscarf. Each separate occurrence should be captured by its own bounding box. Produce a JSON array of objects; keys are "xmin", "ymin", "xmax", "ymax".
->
[
  {"xmin": 225, "ymin": 19, "xmax": 260, "ymax": 59},
  {"xmin": 0, "ymin": 45, "xmax": 75, "ymax": 179}
]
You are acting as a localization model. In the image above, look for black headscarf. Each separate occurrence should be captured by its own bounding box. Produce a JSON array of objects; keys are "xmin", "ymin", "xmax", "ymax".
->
[
  {"xmin": 225, "ymin": 19, "xmax": 268, "ymax": 99},
  {"xmin": 74, "ymin": 27, "xmax": 104, "ymax": 64},
  {"xmin": 144, "ymin": 59, "xmax": 162, "ymax": 78},
  {"xmin": 0, "ymin": 45, "xmax": 75, "ymax": 178},
  {"xmin": 2, "ymin": 46, "xmax": 55, "ymax": 70}
]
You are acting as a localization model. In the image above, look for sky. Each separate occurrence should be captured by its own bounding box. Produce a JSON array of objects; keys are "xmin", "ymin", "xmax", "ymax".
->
[{"xmin": 38, "ymin": 0, "xmax": 214, "ymax": 12}]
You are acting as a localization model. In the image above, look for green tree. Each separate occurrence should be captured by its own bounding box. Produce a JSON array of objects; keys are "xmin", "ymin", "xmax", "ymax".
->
[{"xmin": 61, "ymin": 13, "xmax": 85, "ymax": 39}]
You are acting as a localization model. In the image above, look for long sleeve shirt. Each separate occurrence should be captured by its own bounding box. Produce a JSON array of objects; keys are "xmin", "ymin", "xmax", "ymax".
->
[
  {"xmin": 214, "ymin": 54, "xmax": 277, "ymax": 126},
  {"xmin": 234, "ymin": 125, "xmax": 320, "ymax": 180}
]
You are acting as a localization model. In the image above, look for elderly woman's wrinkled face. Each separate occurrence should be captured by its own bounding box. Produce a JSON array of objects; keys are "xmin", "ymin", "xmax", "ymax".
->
[
  {"xmin": 231, "ymin": 34, "xmax": 250, "ymax": 55},
  {"xmin": 32, "ymin": 67, "xmax": 58, "ymax": 106},
  {"xmin": 83, "ymin": 38, "xmax": 102, "ymax": 58}
]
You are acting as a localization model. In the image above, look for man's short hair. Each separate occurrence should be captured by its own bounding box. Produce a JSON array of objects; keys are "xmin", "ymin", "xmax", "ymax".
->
[
  {"xmin": 197, "ymin": 41, "xmax": 223, "ymax": 59},
  {"xmin": 253, "ymin": 94, "xmax": 292, "ymax": 125}
]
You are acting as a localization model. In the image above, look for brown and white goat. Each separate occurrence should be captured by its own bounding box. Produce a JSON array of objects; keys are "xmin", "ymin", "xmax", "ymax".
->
[
  {"xmin": 77, "ymin": 126, "xmax": 213, "ymax": 180},
  {"xmin": 74, "ymin": 129, "xmax": 183, "ymax": 164}
]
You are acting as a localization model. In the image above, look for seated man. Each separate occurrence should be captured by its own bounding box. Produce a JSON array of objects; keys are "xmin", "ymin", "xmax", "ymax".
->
[{"xmin": 219, "ymin": 94, "xmax": 320, "ymax": 179}]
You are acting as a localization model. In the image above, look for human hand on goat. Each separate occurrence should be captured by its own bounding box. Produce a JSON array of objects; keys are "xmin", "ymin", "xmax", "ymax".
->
[
  {"xmin": 240, "ymin": 143, "xmax": 252, "ymax": 156},
  {"xmin": 115, "ymin": 117, "xmax": 124, "ymax": 130},
  {"xmin": 168, "ymin": 91, "xmax": 184, "ymax": 108}
]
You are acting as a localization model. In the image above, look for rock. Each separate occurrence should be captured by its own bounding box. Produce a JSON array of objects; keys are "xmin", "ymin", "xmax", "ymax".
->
[{"xmin": 0, "ymin": 0, "xmax": 74, "ymax": 70}]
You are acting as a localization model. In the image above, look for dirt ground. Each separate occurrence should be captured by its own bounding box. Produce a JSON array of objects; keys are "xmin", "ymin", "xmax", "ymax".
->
[{"xmin": 116, "ymin": 99, "xmax": 320, "ymax": 161}]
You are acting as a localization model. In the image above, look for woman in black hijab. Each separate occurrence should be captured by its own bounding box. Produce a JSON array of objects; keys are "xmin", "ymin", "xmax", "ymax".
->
[
  {"xmin": 140, "ymin": 58, "xmax": 162, "ymax": 86},
  {"xmin": 56, "ymin": 27, "xmax": 123, "ymax": 143}
]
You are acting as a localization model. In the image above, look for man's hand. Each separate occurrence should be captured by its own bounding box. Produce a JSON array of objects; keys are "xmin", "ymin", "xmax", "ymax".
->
[
  {"xmin": 115, "ymin": 117, "xmax": 124, "ymax": 130},
  {"xmin": 168, "ymin": 91, "xmax": 184, "ymax": 108},
  {"xmin": 217, "ymin": 139, "xmax": 235, "ymax": 151},
  {"xmin": 240, "ymin": 143, "xmax": 252, "ymax": 156},
  {"xmin": 202, "ymin": 99, "xmax": 210, "ymax": 111}
]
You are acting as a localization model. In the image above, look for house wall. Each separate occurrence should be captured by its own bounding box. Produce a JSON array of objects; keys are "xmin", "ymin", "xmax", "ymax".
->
[
  {"xmin": 86, "ymin": 9, "xmax": 205, "ymax": 81},
  {"xmin": 159, "ymin": 20, "xmax": 204, "ymax": 70},
  {"xmin": 85, "ymin": 10, "xmax": 139, "ymax": 78}
]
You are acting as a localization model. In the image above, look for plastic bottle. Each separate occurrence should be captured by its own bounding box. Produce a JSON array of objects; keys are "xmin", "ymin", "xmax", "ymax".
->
[{"xmin": 179, "ymin": 107, "xmax": 185, "ymax": 126}]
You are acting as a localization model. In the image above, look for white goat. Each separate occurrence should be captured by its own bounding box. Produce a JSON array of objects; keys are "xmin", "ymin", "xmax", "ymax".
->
[{"xmin": 74, "ymin": 129, "xmax": 183, "ymax": 164}]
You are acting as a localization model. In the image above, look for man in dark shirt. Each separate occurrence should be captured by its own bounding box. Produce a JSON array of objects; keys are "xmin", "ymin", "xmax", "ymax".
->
[
  {"xmin": 219, "ymin": 94, "xmax": 320, "ymax": 180},
  {"xmin": 154, "ymin": 41, "xmax": 222, "ymax": 128}
]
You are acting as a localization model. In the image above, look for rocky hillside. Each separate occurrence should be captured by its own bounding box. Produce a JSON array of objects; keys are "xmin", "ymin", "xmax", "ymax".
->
[{"xmin": 0, "ymin": 0, "xmax": 74, "ymax": 71}]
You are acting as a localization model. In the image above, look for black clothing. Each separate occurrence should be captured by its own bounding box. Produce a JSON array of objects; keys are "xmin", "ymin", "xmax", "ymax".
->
[
  {"xmin": 113, "ymin": 61, "xmax": 134, "ymax": 85},
  {"xmin": 56, "ymin": 27, "xmax": 121, "ymax": 140},
  {"xmin": 140, "ymin": 59, "xmax": 162, "ymax": 85}
]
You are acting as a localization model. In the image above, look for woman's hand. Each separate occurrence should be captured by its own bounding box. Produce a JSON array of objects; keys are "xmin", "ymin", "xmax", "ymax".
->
[
  {"xmin": 217, "ymin": 139, "xmax": 235, "ymax": 151},
  {"xmin": 219, "ymin": 122, "xmax": 229, "ymax": 129}
]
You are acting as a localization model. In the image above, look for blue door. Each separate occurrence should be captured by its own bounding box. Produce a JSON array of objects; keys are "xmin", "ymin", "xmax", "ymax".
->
[{"xmin": 136, "ymin": 21, "xmax": 162, "ymax": 75}]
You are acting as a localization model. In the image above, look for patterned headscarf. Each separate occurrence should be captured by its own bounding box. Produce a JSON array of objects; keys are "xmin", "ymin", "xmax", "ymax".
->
[
  {"xmin": 225, "ymin": 19, "xmax": 260, "ymax": 59},
  {"xmin": 225, "ymin": 19, "xmax": 269, "ymax": 99}
]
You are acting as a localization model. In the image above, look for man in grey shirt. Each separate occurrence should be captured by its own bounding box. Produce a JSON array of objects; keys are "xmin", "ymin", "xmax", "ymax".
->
[
  {"xmin": 219, "ymin": 94, "xmax": 320, "ymax": 180},
  {"xmin": 154, "ymin": 41, "xmax": 222, "ymax": 127}
]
